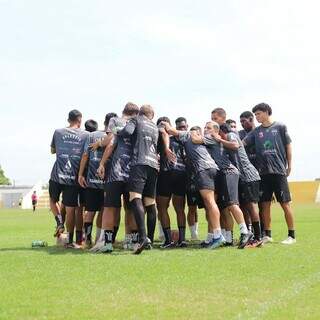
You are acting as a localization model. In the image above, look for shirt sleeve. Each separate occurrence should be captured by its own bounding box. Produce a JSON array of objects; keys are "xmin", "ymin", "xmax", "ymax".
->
[
  {"xmin": 177, "ymin": 131, "xmax": 190, "ymax": 143},
  {"xmin": 243, "ymin": 131, "xmax": 255, "ymax": 147},
  {"xmin": 280, "ymin": 124, "xmax": 292, "ymax": 145},
  {"xmin": 202, "ymin": 135, "xmax": 216, "ymax": 146},
  {"xmin": 118, "ymin": 118, "xmax": 137, "ymax": 137},
  {"xmin": 83, "ymin": 134, "xmax": 91, "ymax": 154},
  {"xmin": 50, "ymin": 131, "xmax": 56, "ymax": 149}
]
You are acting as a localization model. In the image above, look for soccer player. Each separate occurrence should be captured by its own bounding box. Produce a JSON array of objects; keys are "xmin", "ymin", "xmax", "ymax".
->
[
  {"xmin": 31, "ymin": 191, "xmax": 38, "ymax": 212},
  {"xmin": 191, "ymin": 121, "xmax": 253, "ymax": 249},
  {"xmin": 156, "ymin": 116, "xmax": 189, "ymax": 248},
  {"xmin": 218, "ymin": 123, "xmax": 263, "ymax": 247},
  {"xmin": 115, "ymin": 105, "xmax": 160, "ymax": 254},
  {"xmin": 78, "ymin": 119, "xmax": 105, "ymax": 248},
  {"xmin": 243, "ymin": 103, "xmax": 296, "ymax": 245},
  {"xmin": 91, "ymin": 103, "xmax": 140, "ymax": 253},
  {"xmin": 49, "ymin": 109, "xmax": 88, "ymax": 248},
  {"xmin": 162, "ymin": 122, "xmax": 225, "ymax": 250},
  {"xmin": 226, "ymin": 119, "xmax": 237, "ymax": 132}
]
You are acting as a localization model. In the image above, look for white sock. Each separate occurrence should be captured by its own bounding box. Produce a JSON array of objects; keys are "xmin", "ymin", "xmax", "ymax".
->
[
  {"xmin": 213, "ymin": 228, "xmax": 222, "ymax": 239},
  {"xmin": 95, "ymin": 228, "xmax": 102, "ymax": 242},
  {"xmin": 226, "ymin": 231, "xmax": 233, "ymax": 243},
  {"xmin": 206, "ymin": 232, "xmax": 214, "ymax": 243},
  {"xmin": 158, "ymin": 223, "xmax": 164, "ymax": 237},
  {"xmin": 239, "ymin": 223, "xmax": 248, "ymax": 235},
  {"xmin": 195, "ymin": 222, "xmax": 199, "ymax": 232},
  {"xmin": 190, "ymin": 225, "xmax": 198, "ymax": 237},
  {"xmin": 125, "ymin": 234, "xmax": 132, "ymax": 242},
  {"xmin": 221, "ymin": 228, "xmax": 226, "ymax": 239}
]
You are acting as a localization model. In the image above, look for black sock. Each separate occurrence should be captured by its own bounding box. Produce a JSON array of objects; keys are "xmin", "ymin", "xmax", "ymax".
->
[
  {"xmin": 84, "ymin": 222, "xmax": 93, "ymax": 242},
  {"xmin": 288, "ymin": 230, "xmax": 295, "ymax": 239},
  {"xmin": 131, "ymin": 231, "xmax": 139, "ymax": 244},
  {"xmin": 163, "ymin": 227, "xmax": 172, "ymax": 244},
  {"xmin": 260, "ymin": 220, "xmax": 265, "ymax": 236},
  {"xmin": 252, "ymin": 221, "xmax": 262, "ymax": 241},
  {"xmin": 113, "ymin": 226, "xmax": 119, "ymax": 243},
  {"xmin": 178, "ymin": 226, "xmax": 186, "ymax": 243},
  {"xmin": 130, "ymin": 199, "xmax": 146, "ymax": 243},
  {"xmin": 265, "ymin": 230, "xmax": 272, "ymax": 238},
  {"xmin": 68, "ymin": 232, "xmax": 74, "ymax": 244},
  {"xmin": 146, "ymin": 204, "xmax": 157, "ymax": 243},
  {"xmin": 55, "ymin": 215, "xmax": 61, "ymax": 226},
  {"xmin": 104, "ymin": 230, "xmax": 114, "ymax": 244},
  {"xmin": 76, "ymin": 230, "xmax": 83, "ymax": 244}
]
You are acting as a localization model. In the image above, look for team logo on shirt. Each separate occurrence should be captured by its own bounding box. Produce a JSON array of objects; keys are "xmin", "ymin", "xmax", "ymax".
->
[
  {"xmin": 65, "ymin": 159, "xmax": 72, "ymax": 171},
  {"xmin": 263, "ymin": 140, "xmax": 273, "ymax": 150}
]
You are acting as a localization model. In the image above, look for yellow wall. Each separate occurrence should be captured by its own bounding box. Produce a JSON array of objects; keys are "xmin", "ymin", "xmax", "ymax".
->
[{"xmin": 289, "ymin": 181, "xmax": 320, "ymax": 203}]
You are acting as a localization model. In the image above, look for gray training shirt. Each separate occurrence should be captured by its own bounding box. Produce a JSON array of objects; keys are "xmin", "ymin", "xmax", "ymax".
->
[
  {"xmin": 226, "ymin": 132, "xmax": 260, "ymax": 183},
  {"xmin": 202, "ymin": 136, "xmax": 239, "ymax": 175},
  {"xmin": 107, "ymin": 117, "xmax": 133, "ymax": 183},
  {"xmin": 117, "ymin": 115, "xmax": 159, "ymax": 171},
  {"xmin": 177, "ymin": 131, "xmax": 218, "ymax": 175},
  {"xmin": 243, "ymin": 122, "xmax": 292, "ymax": 176},
  {"xmin": 50, "ymin": 127, "xmax": 89, "ymax": 185},
  {"xmin": 83, "ymin": 131, "xmax": 106, "ymax": 189},
  {"xmin": 239, "ymin": 129, "xmax": 257, "ymax": 168}
]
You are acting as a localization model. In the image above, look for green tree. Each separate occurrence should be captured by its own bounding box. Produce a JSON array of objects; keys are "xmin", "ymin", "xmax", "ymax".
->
[{"xmin": 0, "ymin": 165, "xmax": 10, "ymax": 185}]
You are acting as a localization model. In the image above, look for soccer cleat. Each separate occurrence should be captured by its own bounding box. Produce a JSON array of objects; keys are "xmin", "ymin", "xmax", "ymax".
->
[
  {"xmin": 84, "ymin": 239, "xmax": 93, "ymax": 249},
  {"xmin": 176, "ymin": 241, "xmax": 188, "ymax": 248},
  {"xmin": 262, "ymin": 236, "xmax": 274, "ymax": 244},
  {"xmin": 56, "ymin": 233, "xmax": 68, "ymax": 247},
  {"xmin": 54, "ymin": 224, "xmax": 65, "ymax": 237},
  {"xmin": 224, "ymin": 241, "xmax": 234, "ymax": 247},
  {"xmin": 98, "ymin": 243, "xmax": 113, "ymax": 253},
  {"xmin": 89, "ymin": 240, "xmax": 104, "ymax": 253},
  {"xmin": 245, "ymin": 239, "xmax": 264, "ymax": 248},
  {"xmin": 238, "ymin": 232, "xmax": 254, "ymax": 249},
  {"xmin": 132, "ymin": 238, "xmax": 149, "ymax": 255},
  {"xmin": 160, "ymin": 241, "xmax": 175, "ymax": 249},
  {"xmin": 209, "ymin": 236, "xmax": 226, "ymax": 249},
  {"xmin": 281, "ymin": 236, "xmax": 296, "ymax": 245},
  {"xmin": 64, "ymin": 243, "xmax": 82, "ymax": 250}
]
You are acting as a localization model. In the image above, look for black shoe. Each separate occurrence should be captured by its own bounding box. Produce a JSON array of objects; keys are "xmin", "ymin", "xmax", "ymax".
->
[
  {"xmin": 133, "ymin": 238, "xmax": 149, "ymax": 255},
  {"xmin": 200, "ymin": 241, "xmax": 211, "ymax": 248},
  {"xmin": 238, "ymin": 232, "xmax": 254, "ymax": 249},
  {"xmin": 160, "ymin": 241, "xmax": 175, "ymax": 249},
  {"xmin": 224, "ymin": 242, "xmax": 234, "ymax": 247},
  {"xmin": 176, "ymin": 241, "xmax": 188, "ymax": 248}
]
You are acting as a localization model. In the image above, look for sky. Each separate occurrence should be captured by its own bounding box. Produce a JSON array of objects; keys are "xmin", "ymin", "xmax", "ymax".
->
[{"xmin": 0, "ymin": 0, "xmax": 319, "ymax": 185}]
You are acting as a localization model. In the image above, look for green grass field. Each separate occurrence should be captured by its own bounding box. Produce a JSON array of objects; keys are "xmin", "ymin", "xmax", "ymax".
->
[{"xmin": 0, "ymin": 204, "xmax": 319, "ymax": 320}]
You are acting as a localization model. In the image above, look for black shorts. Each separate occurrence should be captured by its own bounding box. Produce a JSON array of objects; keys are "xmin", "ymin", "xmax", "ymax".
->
[
  {"xmin": 84, "ymin": 188, "xmax": 104, "ymax": 212},
  {"xmin": 32, "ymin": 200, "xmax": 37, "ymax": 206},
  {"xmin": 260, "ymin": 174, "xmax": 291, "ymax": 203},
  {"xmin": 157, "ymin": 170, "xmax": 187, "ymax": 197},
  {"xmin": 62, "ymin": 185, "xmax": 80, "ymax": 207},
  {"xmin": 79, "ymin": 188, "xmax": 86, "ymax": 206},
  {"xmin": 104, "ymin": 181, "xmax": 129, "ymax": 208},
  {"xmin": 216, "ymin": 172, "xmax": 239, "ymax": 210},
  {"xmin": 127, "ymin": 165, "xmax": 158, "ymax": 198},
  {"xmin": 239, "ymin": 180, "xmax": 260, "ymax": 204},
  {"xmin": 49, "ymin": 180, "xmax": 63, "ymax": 203},
  {"xmin": 195, "ymin": 168, "xmax": 217, "ymax": 191}
]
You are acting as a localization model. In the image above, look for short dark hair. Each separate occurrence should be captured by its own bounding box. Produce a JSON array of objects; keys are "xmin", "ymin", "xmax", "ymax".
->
[
  {"xmin": 211, "ymin": 108, "xmax": 226, "ymax": 118},
  {"xmin": 157, "ymin": 116, "xmax": 171, "ymax": 126},
  {"xmin": 123, "ymin": 102, "xmax": 139, "ymax": 116},
  {"xmin": 85, "ymin": 119, "xmax": 98, "ymax": 132},
  {"xmin": 252, "ymin": 103, "xmax": 272, "ymax": 116},
  {"xmin": 220, "ymin": 123, "xmax": 232, "ymax": 134},
  {"xmin": 175, "ymin": 117, "xmax": 187, "ymax": 124},
  {"xmin": 226, "ymin": 119, "xmax": 236, "ymax": 125},
  {"xmin": 139, "ymin": 105, "xmax": 154, "ymax": 118},
  {"xmin": 240, "ymin": 111, "xmax": 254, "ymax": 119},
  {"xmin": 104, "ymin": 112, "xmax": 118, "ymax": 127},
  {"xmin": 190, "ymin": 126, "xmax": 201, "ymax": 131},
  {"xmin": 68, "ymin": 109, "xmax": 82, "ymax": 122}
]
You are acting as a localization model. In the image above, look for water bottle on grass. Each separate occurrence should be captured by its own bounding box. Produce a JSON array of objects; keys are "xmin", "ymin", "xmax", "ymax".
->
[{"xmin": 32, "ymin": 240, "xmax": 48, "ymax": 248}]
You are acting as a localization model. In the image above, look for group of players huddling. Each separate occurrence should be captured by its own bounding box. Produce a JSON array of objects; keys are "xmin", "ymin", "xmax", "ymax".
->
[{"xmin": 49, "ymin": 102, "xmax": 296, "ymax": 254}]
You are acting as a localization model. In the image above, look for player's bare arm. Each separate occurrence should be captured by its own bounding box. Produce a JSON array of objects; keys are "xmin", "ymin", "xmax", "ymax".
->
[{"xmin": 78, "ymin": 153, "xmax": 89, "ymax": 188}]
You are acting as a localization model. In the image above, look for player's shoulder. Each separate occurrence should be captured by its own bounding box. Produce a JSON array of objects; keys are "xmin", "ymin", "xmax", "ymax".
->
[{"xmin": 273, "ymin": 121, "xmax": 287, "ymax": 129}]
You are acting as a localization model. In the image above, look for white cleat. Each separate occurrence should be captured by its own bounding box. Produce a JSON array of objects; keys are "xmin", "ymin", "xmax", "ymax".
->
[
  {"xmin": 262, "ymin": 236, "xmax": 274, "ymax": 244},
  {"xmin": 90, "ymin": 240, "xmax": 104, "ymax": 253},
  {"xmin": 281, "ymin": 236, "xmax": 296, "ymax": 245},
  {"xmin": 56, "ymin": 233, "xmax": 68, "ymax": 247}
]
